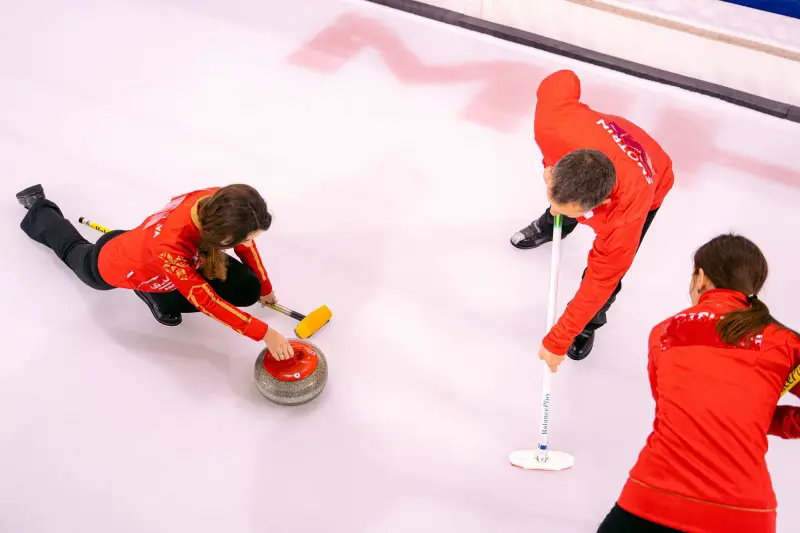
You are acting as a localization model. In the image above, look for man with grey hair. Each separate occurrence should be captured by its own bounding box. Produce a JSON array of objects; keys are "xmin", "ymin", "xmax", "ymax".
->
[{"xmin": 511, "ymin": 70, "xmax": 675, "ymax": 367}]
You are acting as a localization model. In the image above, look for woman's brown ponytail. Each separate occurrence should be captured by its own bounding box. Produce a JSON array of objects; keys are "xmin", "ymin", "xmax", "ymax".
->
[
  {"xmin": 196, "ymin": 185, "xmax": 272, "ymax": 280},
  {"xmin": 693, "ymin": 234, "xmax": 798, "ymax": 345}
]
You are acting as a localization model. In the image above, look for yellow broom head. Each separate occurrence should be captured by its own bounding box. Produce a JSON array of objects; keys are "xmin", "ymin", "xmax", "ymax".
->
[{"xmin": 294, "ymin": 305, "xmax": 332, "ymax": 339}]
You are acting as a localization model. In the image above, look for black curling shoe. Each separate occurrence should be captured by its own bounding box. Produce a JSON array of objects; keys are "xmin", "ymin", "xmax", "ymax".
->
[
  {"xmin": 135, "ymin": 291, "xmax": 182, "ymax": 326},
  {"xmin": 16, "ymin": 184, "xmax": 45, "ymax": 209},
  {"xmin": 567, "ymin": 330, "xmax": 595, "ymax": 361},
  {"xmin": 510, "ymin": 219, "xmax": 553, "ymax": 249}
]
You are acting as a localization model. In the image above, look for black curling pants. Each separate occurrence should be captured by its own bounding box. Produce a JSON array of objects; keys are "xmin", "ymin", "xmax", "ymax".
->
[
  {"xmin": 148, "ymin": 258, "xmax": 262, "ymax": 314},
  {"xmin": 21, "ymin": 199, "xmax": 261, "ymax": 314},
  {"xmin": 597, "ymin": 505, "xmax": 684, "ymax": 532},
  {"xmin": 535, "ymin": 206, "xmax": 660, "ymax": 333},
  {"xmin": 20, "ymin": 199, "xmax": 122, "ymax": 291}
]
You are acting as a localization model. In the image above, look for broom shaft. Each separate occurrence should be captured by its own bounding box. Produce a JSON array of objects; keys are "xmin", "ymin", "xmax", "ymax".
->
[
  {"xmin": 538, "ymin": 214, "xmax": 563, "ymax": 455},
  {"xmin": 264, "ymin": 302, "xmax": 306, "ymax": 321},
  {"xmin": 79, "ymin": 217, "xmax": 111, "ymax": 234},
  {"xmin": 782, "ymin": 364, "xmax": 800, "ymax": 397}
]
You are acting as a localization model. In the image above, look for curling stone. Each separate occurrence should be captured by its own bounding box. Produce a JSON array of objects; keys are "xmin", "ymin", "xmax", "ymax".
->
[{"xmin": 254, "ymin": 339, "xmax": 328, "ymax": 406}]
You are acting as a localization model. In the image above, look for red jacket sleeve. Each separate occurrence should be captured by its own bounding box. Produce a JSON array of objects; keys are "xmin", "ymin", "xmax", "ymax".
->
[
  {"xmin": 769, "ymin": 347, "xmax": 800, "ymax": 439},
  {"xmin": 769, "ymin": 405, "xmax": 800, "ymax": 439},
  {"xmin": 233, "ymin": 241, "xmax": 273, "ymax": 297},
  {"xmin": 533, "ymin": 70, "xmax": 583, "ymax": 167},
  {"xmin": 158, "ymin": 247, "xmax": 269, "ymax": 341},
  {"xmin": 542, "ymin": 217, "xmax": 646, "ymax": 355}
]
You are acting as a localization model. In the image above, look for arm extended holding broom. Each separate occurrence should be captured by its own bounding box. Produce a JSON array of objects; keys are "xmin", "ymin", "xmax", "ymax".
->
[{"xmin": 78, "ymin": 216, "xmax": 332, "ymax": 342}]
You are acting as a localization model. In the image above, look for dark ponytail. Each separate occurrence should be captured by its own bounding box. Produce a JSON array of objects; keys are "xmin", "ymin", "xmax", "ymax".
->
[
  {"xmin": 693, "ymin": 234, "xmax": 798, "ymax": 345},
  {"xmin": 717, "ymin": 296, "xmax": 787, "ymax": 346}
]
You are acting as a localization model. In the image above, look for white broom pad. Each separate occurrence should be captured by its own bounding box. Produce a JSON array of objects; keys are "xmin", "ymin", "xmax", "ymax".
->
[{"xmin": 509, "ymin": 450, "xmax": 575, "ymax": 471}]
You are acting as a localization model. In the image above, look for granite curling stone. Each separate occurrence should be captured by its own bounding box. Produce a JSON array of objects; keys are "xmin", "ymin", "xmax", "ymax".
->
[{"xmin": 254, "ymin": 339, "xmax": 328, "ymax": 406}]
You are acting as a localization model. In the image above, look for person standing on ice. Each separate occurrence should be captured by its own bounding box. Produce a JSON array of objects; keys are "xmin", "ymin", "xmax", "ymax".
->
[
  {"xmin": 598, "ymin": 234, "xmax": 800, "ymax": 533},
  {"xmin": 510, "ymin": 69, "xmax": 674, "ymax": 364},
  {"xmin": 16, "ymin": 183, "xmax": 294, "ymax": 360}
]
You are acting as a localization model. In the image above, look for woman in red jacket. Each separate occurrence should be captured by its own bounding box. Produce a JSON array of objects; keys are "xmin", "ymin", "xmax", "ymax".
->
[
  {"xmin": 598, "ymin": 234, "xmax": 800, "ymax": 533},
  {"xmin": 16, "ymin": 183, "xmax": 294, "ymax": 360}
]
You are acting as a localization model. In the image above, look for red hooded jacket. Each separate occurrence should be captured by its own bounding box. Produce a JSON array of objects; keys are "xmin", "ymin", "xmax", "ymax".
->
[
  {"xmin": 618, "ymin": 289, "xmax": 800, "ymax": 533},
  {"xmin": 535, "ymin": 70, "xmax": 675, "ymax": 354},
  {"xmin": 98, "ymin": 188, "xmax": 273, "ymax": 341}
]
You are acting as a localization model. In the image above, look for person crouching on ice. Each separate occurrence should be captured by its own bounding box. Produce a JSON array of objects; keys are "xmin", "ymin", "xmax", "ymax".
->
[
  {"xmin": 598, "ymin": 234, "xmax": 800, "ymax": 533},
  {"xmin": 16, "ymin": 183, "xmax": 294, "ymax": 360},
  {"xmin": 511, "ymin": 69, "xmax": 675, "ymax": 365}
]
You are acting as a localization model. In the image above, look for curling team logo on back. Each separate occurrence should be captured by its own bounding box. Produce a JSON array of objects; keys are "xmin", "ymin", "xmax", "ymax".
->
[{"xmin": 597, "ymin": 119, "xmax": 656, "ymax": 184}]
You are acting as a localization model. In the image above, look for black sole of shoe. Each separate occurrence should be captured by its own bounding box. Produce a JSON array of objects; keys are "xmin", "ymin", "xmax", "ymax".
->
[
  {"xmin": 567, "ymin": 351, "xmax": 591, "ymax": 361},
  {"xmin": 510, "ymin": 238, "xmax": 550, "ymax": 250},
  {"xmin": 16, "ymin": 185, "xmax": 45, "ymax": 209},
  {"xmin": 16, "ymin": 184, "xmax": 43, "ymax": 198},
  {"xmin": 134, "ymin": 291, "xmax": 182, "ymax": 326},
  {"xmin": 567, "ymin": 341, "xmax": 594, "ymax": 361}
]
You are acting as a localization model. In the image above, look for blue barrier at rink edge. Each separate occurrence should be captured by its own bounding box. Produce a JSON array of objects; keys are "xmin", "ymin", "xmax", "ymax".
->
[{"xmin": 722, "ymin": 0, "xmax": 800, "ymax": 19}]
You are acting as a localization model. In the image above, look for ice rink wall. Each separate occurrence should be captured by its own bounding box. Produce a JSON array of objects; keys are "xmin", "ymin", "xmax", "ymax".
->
[{"xmin": 364, "ymin": 0, "xmax": 800, "ymax": 122}]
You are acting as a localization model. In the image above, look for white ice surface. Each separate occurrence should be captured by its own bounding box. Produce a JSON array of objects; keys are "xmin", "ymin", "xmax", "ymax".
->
[{"xmin": 1, "ymin": 0, "xmax": 798, "ymax": 532}]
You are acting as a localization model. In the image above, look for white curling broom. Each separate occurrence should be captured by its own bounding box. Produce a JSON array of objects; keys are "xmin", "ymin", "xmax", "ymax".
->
[{"xmin": 510, "ymin": 214, "xmax": 575, "ymax": 471}]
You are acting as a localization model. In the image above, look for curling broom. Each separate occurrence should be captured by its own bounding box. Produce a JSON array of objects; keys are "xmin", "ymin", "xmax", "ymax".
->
[
  {"xmin": 509, "ymin": 213, "xmax": 575, "ymax": 472},
  {"xmin": 78, "ymin": 216, "xmax": 331, "ymax": 339},
  {"xmin": 78, "ymin": 217, "xmax": 111, "ymax": 234},
  {"xmin": 261, "ymin": 302, "xmax": 331, "ymax": 339},
  {"xmin": 782, "ymin": 364, "xmax": 800, "ymax": 397}
]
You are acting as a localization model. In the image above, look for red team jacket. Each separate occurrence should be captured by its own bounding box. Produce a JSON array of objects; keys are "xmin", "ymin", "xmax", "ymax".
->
[
  {"xmin": 98, "ymin": 188, "xmax": 273, "ymax": 341},
  {"xmin": 618, "ymin": 289, "xmax": 800, "ymax": 533},
  {"xmin": 534, "ymin": 70, "xmax": 675, "ymax": 355}
]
